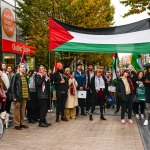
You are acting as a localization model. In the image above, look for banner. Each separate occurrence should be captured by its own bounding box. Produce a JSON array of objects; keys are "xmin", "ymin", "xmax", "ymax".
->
[{"xmin": 49, "ymin": 18, "xmax": 150, "ymax": 53}]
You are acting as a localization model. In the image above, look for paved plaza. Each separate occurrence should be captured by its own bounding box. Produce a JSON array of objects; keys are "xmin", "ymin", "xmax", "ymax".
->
[{"xmin": 0, "ymin": 112, "xmax": 144, "ymax": 150}]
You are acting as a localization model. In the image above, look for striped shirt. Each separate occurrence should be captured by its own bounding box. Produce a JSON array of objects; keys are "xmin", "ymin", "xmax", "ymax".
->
[{"xmin": 21, "ymin": 75, "xmax": 29, "ymax": 99}]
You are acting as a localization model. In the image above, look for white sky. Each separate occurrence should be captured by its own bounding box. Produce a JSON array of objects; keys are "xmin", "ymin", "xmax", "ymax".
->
[
  {"xmin": 111, "ymin": 0, "xmax": 149, "ymax": 26},
  {"xmin": 111, "ymin": 0, "xmax": 149, "ymax": 58}
]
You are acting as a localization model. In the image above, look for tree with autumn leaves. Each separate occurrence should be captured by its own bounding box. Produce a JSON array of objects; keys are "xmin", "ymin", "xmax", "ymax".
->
[
  {"xmin": 120, "ymin": 0, "xmax": 150, "ymax": 17},
  {"xmin": 15, "ymin": 0, "xmax": 115, "ymax": 68}
]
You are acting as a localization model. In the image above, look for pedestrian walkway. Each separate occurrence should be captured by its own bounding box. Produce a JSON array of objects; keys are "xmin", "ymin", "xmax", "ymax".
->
[{"xmin": 0, "ymin": 112, "xmax": 144, "ymax": 150}]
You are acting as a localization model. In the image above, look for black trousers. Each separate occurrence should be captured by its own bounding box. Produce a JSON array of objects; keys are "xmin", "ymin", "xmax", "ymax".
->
[
  {"xmin": 116, "ymin": 94, "xmax": 121, "ymax": 112},
  {"xmin": 78, "ymin": 98, "xmax": 86, "ymax": 114},
  {"xmin": 5, "ymin": 99, "xmax": 12, "ymax": 113},
  {"xmin": 86, "ymin": 90, "xmax": 92, "ymax": 112},
  {"xmin": 90, "ymin": 99, "xmax": 105, "ymax": 117},
  {"xmin": 27, "ymin": 92, "xmax": 39, "ymax": 121},
  {"xmin": 121, "ymin": 94, "xmax": 133, "ymax": 119},
  {"xmin": 47, "ymin": 92, "xmax": 53, "ymax": 110},
  {"xmin": 39, "ymin": 99, "xmax": 48, "ymax": 124},
  {"xmin": 56, "ymin": 92, "xmax": 67, "ymax": 116},
  {"xmin": 134, "ymin": 101, "xmax": 145, "ymax": 114}
]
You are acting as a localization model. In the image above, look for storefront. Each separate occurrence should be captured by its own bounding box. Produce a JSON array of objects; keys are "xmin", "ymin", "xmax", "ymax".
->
[
  {"xmin": 2, "ymin": 39, "xmax": 36, "ymax": 70},
  {"xmin": 0, "ymin": 0, "xmax": 36, "ymax": 70}
]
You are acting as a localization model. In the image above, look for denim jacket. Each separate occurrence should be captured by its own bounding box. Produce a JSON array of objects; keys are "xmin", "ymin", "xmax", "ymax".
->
[{"xmin": 74, "ymin": 70, "xmax": 86, "ymax": 90}]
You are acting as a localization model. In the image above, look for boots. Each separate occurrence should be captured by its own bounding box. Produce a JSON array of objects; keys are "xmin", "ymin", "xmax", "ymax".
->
[
  {"xmin": 61, "ymin": 116, "xmax": 68, "ymax": 121},
  {"xmin": 56, "ymin": 115, "xmax": 60, "ymax": 122},
  {"xmin": 100, "ymin": 116, "xmax": 106, "ymax": 120},
  {"xmin": 89, "ymin": 114, "xmax": 93, "ymax": 121}
]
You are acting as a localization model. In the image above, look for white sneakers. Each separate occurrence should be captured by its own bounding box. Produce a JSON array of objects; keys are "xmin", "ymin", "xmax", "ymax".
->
[
  {"xmin": 121, "ymin": 119, "xmax": 125, "ymax": 124},
  {"xmin": 136, "ymin": 114, "xmax": 140, "ymax": 119},
  {"xmin": 128, "ymin": 119, "xmax": 134, "ymax": 124},
  {"xmin": 136, "ymin": 114, "xmax": 144, "ymax": 119},
  {"xmin": 121, "ymin": 119, "xmax": 133, "ymax": 124},
  {"xmin": 141, "ymin": 114, "xmax": 144, "ymax": 119},
  {"xmin": 143, "ymin": 120, "xmax": 148, "ymax": 126}
]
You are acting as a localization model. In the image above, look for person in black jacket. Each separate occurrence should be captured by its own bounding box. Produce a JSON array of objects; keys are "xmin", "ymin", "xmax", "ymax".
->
[
  {"xmin": 85, "ymin": 64, "xmax": 95, "ymax": 114},
  {"xmin": 132, "ymin": 71, "xmax": 145, "ymax": 119},
  {"xmin": 35, "ymin": 65, "xmax": 51, "ymax": 127},
  {"xmin": 12, "ymin": 63, "xmax": 29, "ymax": 130},
  {"xmin": 116, "ymin": 70, "xmax": 135, "ymax": 124},
  {"xmin": 53, "ymin": 62, "xmax": 69, "ymax": 122},
  {"xmin": 89, "ymin": 69, "xmax": 108, "ymax": 121}
]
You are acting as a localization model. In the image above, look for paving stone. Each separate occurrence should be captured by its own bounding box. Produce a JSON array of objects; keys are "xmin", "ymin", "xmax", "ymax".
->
[{"xmin": 0, "ymin": 113, "xmax": 144, "ymax": 150}]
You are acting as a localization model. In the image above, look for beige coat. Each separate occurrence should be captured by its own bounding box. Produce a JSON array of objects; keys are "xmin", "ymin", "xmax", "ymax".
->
[{"xmin": 65, "ymin": 78, "xmax": 78, "ymax": 108}]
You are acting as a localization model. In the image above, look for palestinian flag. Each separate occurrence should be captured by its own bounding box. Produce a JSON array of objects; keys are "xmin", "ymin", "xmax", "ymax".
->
[
  {"xmin": 131, "ymin": 54, "xmax": 143, "ymax": 71},
  {"xmin": 53, "ymin": 58, "xmax": 57, "ymax": 73},
  {"xmin": 49, "ymin": 18, "xmax": 150, "ymax": 53},
  {"xmin": 20, "ymin": 54, "xmax": 29, "ymax": 71},
  {"xmin": 112, "ymin": 53, "xmax": 119, "ymax": 80}
]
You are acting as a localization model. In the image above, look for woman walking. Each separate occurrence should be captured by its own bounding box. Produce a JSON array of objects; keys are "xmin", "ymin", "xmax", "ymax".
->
[
  {"xmin": 116, "ymin": 70, "xmax": 135, "ymax": 124},
  {"xmin": 89, "ymin": 69, "xmax": 108, "ymax": 121}
]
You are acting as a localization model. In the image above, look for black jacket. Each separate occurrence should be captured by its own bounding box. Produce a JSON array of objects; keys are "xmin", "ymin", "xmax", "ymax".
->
[
  {"xmin": 90, "ymin": 75, "xmax": 108, "ymax": 104},
  {"xmin": 53, "ymin": 71, "xmax": 68, "ymax": 93},
  {"xmin": 116, "ymin": 77, "xmax": 134, "ymax": 101},
  {"xmin": 35, "ymin": 74, "xmax": 50, "ymax": 100},
  {"xmin": 12, "ymin": 73, "xmax": 29, "ymax": 102}
]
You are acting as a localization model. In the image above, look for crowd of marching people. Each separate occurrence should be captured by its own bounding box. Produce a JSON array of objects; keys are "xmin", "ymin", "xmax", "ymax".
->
[{"xmin": 0, "ymin": 61, "xmax": 150, "ymax": 130}]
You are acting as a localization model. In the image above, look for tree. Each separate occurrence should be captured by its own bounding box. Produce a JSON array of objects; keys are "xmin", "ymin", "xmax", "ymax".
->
[
  {"xmin": 120, "ymin": 0, "xmax": 150, "ymax": 17},
  {"xmin": 16, "ymin": 0, "xmax": 115, "ymax": 68}
]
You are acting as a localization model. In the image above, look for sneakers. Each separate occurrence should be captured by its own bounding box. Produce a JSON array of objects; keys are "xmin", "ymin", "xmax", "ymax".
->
[
  {"xmin": 128, "ymin": 119, "xmax": 133, "ymax": 124},
  {"xmin": 143, "ymin": 120, "xmax": 148, "ymax": 126},
  {"xmin": 141, "ymin": 114, "xmax": 144, "ymax": 119},
  {"xmin": 136, "ymin": 114, "xmax": 140, "ymax": 119},
  {"xmin": 121, "ymin": 119, "xmax": 125, "ymax": 124}
]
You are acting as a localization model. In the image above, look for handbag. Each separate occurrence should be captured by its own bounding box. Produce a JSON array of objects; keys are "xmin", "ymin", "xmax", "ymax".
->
[
  {"xmin": 108, "ymin": 86, "xmax": 116, "ymax": 92},
  {"xmin": 136, "ymin": 87, "xmax": 146, "ymax": 101},
  {"xmin": 78, "ymin": 91, "xmax": 87, "ymax": 99}
]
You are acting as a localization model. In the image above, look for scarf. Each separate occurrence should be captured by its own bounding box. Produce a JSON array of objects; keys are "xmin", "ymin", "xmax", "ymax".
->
[
  {"xmin": 95, "ymin": 76, "xmax": 105, "ymax": 91},
  {"xmin": 37, "ymin": 72, "xmax": 49, "ymax": 92}
]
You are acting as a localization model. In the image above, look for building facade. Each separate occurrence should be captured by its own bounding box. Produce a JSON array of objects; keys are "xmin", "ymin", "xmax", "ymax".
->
[{"xmin": 0, "ymin": 0, "xmax": 35, "ymax": 70}]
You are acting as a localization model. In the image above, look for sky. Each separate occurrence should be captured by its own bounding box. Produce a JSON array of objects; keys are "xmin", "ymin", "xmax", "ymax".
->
[
  {"xmin": 111, "ymin": 0, "xmax": 149, "ymax": 26},
  {"xmin": 111, "ymin": 0, "xmax": 149, "ymax": 58}
]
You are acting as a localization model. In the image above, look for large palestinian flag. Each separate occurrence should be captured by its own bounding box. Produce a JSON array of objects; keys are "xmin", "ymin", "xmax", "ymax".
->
[{"xmin": 49, "ymin": 18, "xmax": 150, "ymax": 53}]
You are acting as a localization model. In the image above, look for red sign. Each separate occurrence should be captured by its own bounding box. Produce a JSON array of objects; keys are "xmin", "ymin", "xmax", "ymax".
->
[
  {"xmin": 2, "ymin": 39, "xmax": 36, "ymax": 55},
  {"xmin": 2, "ymin": 8, "xmax": 15, "ymax": 37}
]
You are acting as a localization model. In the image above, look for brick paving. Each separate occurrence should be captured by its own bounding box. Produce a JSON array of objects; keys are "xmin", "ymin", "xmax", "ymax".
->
[{"xmin": 0, "ymin": 113, "xmax": 144, "ymax": 150}]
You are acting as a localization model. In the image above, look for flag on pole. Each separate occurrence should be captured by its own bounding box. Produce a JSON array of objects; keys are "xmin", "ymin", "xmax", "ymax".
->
[
  {"xmin": 131, "ymin": 54, "xmax": 143, "ymax": 71},
  {"xmin": 53, "ymin": 59, "xmax": 57, "ymax": 73},
  {"xmin": 20, "ymin": 54, "xmax": 29, "ymax": 71},
  {"xmin": 112, "ymin": 53, "xmax": 119, "ymax": 80}
]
